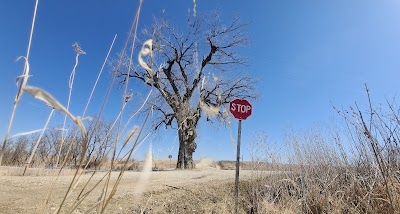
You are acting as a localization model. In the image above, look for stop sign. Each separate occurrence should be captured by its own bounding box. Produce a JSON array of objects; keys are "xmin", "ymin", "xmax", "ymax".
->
[{"xmin": 229, "ymin": 99, "xmax": 252, "ymax": 120}]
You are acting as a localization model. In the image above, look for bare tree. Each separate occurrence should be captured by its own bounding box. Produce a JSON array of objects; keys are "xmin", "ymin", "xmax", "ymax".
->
[
  {"xmin": 120, "ymin": 13, "xmax": 255, "ymax": 169},
  {"xmin": 10, "ymin": 136, "xmax": 30, "ymax": 166},
  {"xmin": 85, "ymin": 119, "xmax": 114, "ymax": 169}
]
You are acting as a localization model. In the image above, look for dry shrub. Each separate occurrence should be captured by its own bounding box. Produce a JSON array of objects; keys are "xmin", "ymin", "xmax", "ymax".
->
[
  {"xmin": 248, "ymin": 168, "xmax": 399, "ymax": 213},
  {"xmin": 247, "ymin": 95, "xmax": 400, "ymax": 214}
]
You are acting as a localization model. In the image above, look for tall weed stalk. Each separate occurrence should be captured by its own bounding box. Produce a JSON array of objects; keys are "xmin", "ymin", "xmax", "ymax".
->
[
  {"xmin": 0, "ymin": 0, "xmax": 39, "ymax": 165},
  {"xmin": 1, "ymin": 0, "xmax": 158, "ymax": 213}
]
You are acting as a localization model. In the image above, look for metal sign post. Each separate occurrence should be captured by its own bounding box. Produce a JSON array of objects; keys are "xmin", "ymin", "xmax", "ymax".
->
[
  {"xmin": 229, "ymin": 98, "xmax": 252, "ymax": 214},
  {"xmin": 168, "ymin": 155, "xmax": 172, "ymax": 168},
  {"xmin": 234, "ymin": 119, "xmax": 242, "ymax": 214}
]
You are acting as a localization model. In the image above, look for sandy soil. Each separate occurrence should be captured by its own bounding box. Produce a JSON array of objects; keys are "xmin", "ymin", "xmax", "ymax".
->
[{"xmin": 0, "ymin": 167, "xmax": 256, "ymax": 213}]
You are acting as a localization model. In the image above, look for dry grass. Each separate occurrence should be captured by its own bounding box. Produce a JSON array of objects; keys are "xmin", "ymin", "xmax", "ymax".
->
[
  {"xmin": 0, "ymin": 166, "xmax": 76, "ymax": 176},
  {"xmin": 133, "ymin": 179, "xmax": 259, "ymax": 214},
  {"xmin": 0, "ymin": 1, "xmax": 154, "ymax": 213},
  {"xmin": 217, "ymin": 160, "xmax": 293, "ymax": 171},
  {"xmin": 248, "ymin": 168, "xmax": 400, "ymax": 213},
  {"xmin": 113, "ymin": 158, "xmax": 220, "ymax": 171},
  {"xmin": 246, "ymin": 104, "xmax": 400, "ymax": 213}
]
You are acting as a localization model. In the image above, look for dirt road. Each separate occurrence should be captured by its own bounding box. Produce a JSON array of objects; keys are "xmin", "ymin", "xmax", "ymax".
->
[{"xmin": 0, "ymin": 168, "xmax": 255, "ymax": 213}]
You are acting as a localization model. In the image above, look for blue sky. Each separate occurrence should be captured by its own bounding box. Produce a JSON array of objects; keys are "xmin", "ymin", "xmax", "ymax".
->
[{"xmin": 1, "ymin": 1, "xmax": 399, "ymax": 161}]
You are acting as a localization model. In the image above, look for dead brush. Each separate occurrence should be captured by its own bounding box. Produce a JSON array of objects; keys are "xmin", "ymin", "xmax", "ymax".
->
[
  {"xmin": 251, "ymin": 165, "xmax": 399, "ymax": 213},
  {"xmin": 247, "ymin": 106, "xmax": 400, "ymax": 214}
]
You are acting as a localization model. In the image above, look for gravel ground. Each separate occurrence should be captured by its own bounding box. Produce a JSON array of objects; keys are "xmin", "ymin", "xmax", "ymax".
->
[{"xmin": 0, "ymin": 168, "xmax": 256, "ymax": 213}]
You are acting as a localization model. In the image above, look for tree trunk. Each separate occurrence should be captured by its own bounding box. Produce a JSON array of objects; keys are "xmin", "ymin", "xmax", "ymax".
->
[{"xmin": 176, "ymin": 114, "xmax": 198, "ymax": 169}]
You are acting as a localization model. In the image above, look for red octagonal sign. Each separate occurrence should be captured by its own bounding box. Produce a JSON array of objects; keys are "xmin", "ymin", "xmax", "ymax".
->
[{"xmin": 229, "ymin": 99, "xmax": 252, "ymax": 120}]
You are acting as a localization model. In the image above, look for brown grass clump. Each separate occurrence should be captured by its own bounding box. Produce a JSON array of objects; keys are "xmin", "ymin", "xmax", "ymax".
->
[
  {"xmin": 246, "ymin": 92, "xmax": 400, "ymax": 213},
  {"xmin": 173, "ymin": 113, "xmax": 400, "ymax": 214},
  {"xmin": 249, "ymin": 167, "xmax": 400, "ymax": 214}
]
